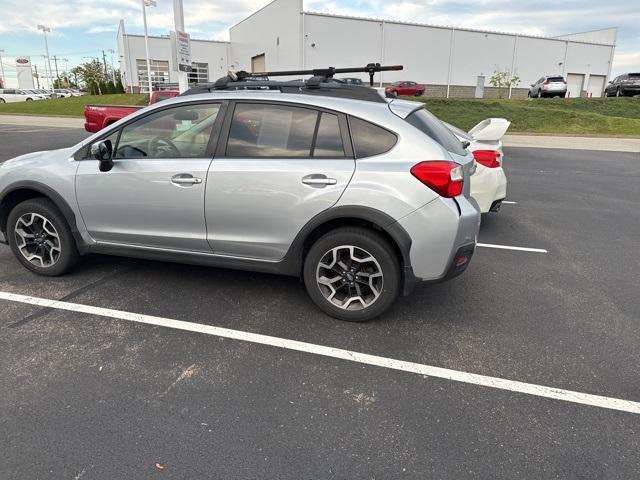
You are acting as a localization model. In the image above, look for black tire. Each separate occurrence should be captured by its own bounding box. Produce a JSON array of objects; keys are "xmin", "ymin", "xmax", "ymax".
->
[
  {"xmin": 7, "ymin": 198, "xmax": 79, "ymax": 276},
  {"xmin": 0, "ymin": 98, "xmax": 5, "ymax": 103},
  {"xmin": 538, "ymin": 89, "xmax": 543, "ymax": 98},
  {"xmin": 616, "ymin": 88, "xmax": 621, "ymax": 97},
  {"xmin": 559, "ymin": 93, "xmax": 566, "ymax": 98},
  {"xmin": 26, "ymin": 98, "xmax": 33, "ymax": 102},
  {"xmin": 303, "ymin": 227, "xmax": 400, "ymax": 322}
]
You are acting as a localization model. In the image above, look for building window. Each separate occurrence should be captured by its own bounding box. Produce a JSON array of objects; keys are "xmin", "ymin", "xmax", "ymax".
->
[
  {"xmin": 136, "ymin": 59, "xmax": 170, "ymax": 91},
  {"xmin": 188, "ymin": 62, "xmax": 209, "ymax": 85}
]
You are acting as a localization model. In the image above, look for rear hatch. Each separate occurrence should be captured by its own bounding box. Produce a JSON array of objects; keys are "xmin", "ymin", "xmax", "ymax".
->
[
  {"xmin": 546, "ymin": 76, "xmax": 566, "ymax": 89},
  {"xmin": 625, "ymin": 73, "xmax": 640, "ymax": 86},
  {"xmin": 398, "ymin": 105, "xmax": 475, "ymax": 197}
]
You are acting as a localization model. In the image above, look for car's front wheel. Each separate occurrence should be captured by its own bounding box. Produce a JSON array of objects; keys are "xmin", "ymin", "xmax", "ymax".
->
[
  {"xmin": 303, "ymin": 227, "xmax": 400, "ymax": 322},
  {"xmin": 7, "ymin": 198, "xmax": 79, "ymax": 276}
]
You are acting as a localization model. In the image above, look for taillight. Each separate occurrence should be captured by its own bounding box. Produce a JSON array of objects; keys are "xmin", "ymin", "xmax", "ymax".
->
[
  {"xmin": 543, "ymin": 79, "xmax": 549, "ymax": 85},
  {"xmin": 410, "ymin": 161, "xmax": 464, "ymax": 197},
  {"xmin": 472, "ymin": 150, "xmax": 501, "ymax": 168}
]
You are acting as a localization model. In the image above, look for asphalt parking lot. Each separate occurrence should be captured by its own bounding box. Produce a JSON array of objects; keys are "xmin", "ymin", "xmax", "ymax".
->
[{"xmin": 1, "ymin": 125, "xmax": 639, "ymax": 479}]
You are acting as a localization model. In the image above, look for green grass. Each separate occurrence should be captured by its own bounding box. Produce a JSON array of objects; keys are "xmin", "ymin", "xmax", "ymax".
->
[
  {"xmin": 412, "ymin": 97, "xmax": 640, "ymax": 137},
  {"xmin": 0, "ymin": 94, "xmax": 149, "ymax": 117},
  {"xmin": 2, "ymin": 93, "xmax": 639, "ymax": 137}
]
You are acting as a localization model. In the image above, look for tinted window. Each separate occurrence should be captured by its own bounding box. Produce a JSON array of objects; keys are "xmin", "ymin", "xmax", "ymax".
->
[
  {"xmin": 629, "ymin": 73, "xmax": 640, "ymax": 79},
  {"xmin": 313, "ymin": 113, "xmax": 344, "ymax": 157},
  {"xmin": 114, "ymin": 103, "xmax": 220, "ymax": 159},
  {"xmin": 405, "ymin": 108, "xmax": 466, "ymax": 156},
  {"xmin": 548, "ymin": 76, "xmax": 565, "ymax": 82},
  {"xmin": 226, "ymin": 103, "xmax": 317, "ymax": 157},
  {"xmin": 349, "ymin": 117, "xmax": 397, "ymax": 158}
]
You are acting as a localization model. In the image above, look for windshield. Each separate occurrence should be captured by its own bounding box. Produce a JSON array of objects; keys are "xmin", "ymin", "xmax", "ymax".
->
[{"xmin": 405, "ymin": 108, "xmax": 466, "ymax": 155}]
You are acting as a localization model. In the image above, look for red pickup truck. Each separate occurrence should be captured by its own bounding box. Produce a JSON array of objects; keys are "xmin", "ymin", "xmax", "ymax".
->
[{"xmin": 83, "ymin": 90, "xmax": 179, "ymax": 133}]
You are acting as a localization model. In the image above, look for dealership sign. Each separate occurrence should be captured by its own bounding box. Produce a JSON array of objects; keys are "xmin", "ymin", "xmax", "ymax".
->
[
  {"xmin": 171, "ymin": 30, "xmax": 192, "ymax": 72},
  {"xmin": 15, "ymin": 57, "xmax": 35, "ymax": 89}
]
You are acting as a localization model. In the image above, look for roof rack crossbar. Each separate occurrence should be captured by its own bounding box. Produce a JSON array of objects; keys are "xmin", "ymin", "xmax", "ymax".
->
[{"xmin": 228, "ymin": 63, "xmax": 403, "ymax": 87}]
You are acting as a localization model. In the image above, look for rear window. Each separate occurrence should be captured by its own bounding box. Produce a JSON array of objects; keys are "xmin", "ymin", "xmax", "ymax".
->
[
  {"xmin": 628, "ymin": 73, "xmax": 640, "ymax": 79},
  {"xmin": 547, "ymin": 76, "xmax": 565, "ymax": 82},
  {"xmin": 349, "ymin": 117, "xmax": 397, "ymax": 158},
  {"xmin": 405, "ymin": 108, "xmax": 466, "ymax": 156}
]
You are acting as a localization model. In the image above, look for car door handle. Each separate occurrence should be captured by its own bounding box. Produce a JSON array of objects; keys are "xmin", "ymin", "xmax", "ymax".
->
[
  {"xmin": 171, "ymin": 174, "xmax": 202, "ymax": 186},
  {"xmin": 302, "ymin": 175, "xmax": 337, "ymax": 187}
]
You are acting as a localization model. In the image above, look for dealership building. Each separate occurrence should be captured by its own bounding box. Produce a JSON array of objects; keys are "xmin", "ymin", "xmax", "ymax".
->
[{"xmin": 117, "ymin": 0, "xmax": 617, "ymax": 98}]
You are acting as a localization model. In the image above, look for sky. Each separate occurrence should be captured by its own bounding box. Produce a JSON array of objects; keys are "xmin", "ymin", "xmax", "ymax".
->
[{"xmin": 0, "ymin": 0, "xmax": 638, "ymax": 87}]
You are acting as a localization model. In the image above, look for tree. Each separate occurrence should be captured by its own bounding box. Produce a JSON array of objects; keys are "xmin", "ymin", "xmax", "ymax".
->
[
  {"xmin": 489, "ymin": 70, "xmax": 521, "ymax": 99},
  {"xmin": 74, "ymin": 60, "xmax": 107, "ymax": 94},
  {"xmin": 115, "ymin": 76, "xmax": 125, "ymax": 94}
]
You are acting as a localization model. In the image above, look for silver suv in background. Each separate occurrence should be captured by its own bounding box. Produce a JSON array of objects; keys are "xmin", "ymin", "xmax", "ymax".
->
[
  {"xmin": 0, "ymin": 69, "xmax": 480, "ymax": 321},
  {"xmin": 528, "ymin": 75, "xmax": 567, "ymax": 98}
]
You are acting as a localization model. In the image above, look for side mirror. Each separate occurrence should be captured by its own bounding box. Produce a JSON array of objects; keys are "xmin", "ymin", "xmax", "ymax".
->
[{"xmin": 90, "ymin": 139, "xmax": 114, "ymax": 172}]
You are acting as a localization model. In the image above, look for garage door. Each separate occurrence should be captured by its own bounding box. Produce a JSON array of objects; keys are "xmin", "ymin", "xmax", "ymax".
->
[
  {"xmin": 587, "ymin": 75, "xmax": 606, "ymax": 97},
  {"xmin": 251, "ymin": 54, "xmax": 265, "ymax": 73},
  {"xmin": 566, "ymin": 73, "xmax": 584, "ymax": 98}
]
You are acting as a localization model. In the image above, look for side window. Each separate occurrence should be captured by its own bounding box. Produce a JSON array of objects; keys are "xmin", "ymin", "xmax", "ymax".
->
[
  {"xmin": 313, "ymin": 113, "xmax": 345, "ymax": 157},
  {"xmin": 114, "ymin": 103, "xmax": 220, "ymax": 159},
  {"xmin": 226, "ymin": 103, "xmax": 317, "ymax": 157},
  {"xmin": 349, "ymin": 116, "xmax": 397, "ymax": 158}
]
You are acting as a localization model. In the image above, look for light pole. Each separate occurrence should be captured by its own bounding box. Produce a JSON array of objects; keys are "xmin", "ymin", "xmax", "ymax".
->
[
  {"xmin": 141, "ymin": 0, "xmax": 156, "ymax": 100},
  {"xmin": 0, "ymin": 49, "xmax": 6, "ymax": 89},
  {"xmin": 37, "ymin": 25, "xmax": 54, "ymax": 90},
  {"xmin": 107, "ymin": 49, "xmax": 116, "ymax": 77}
]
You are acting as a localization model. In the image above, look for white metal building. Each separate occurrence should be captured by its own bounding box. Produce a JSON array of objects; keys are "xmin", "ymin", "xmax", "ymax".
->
[{"xmin": 117, "ymin": 0, "xmax": 617, "ymax": 98}]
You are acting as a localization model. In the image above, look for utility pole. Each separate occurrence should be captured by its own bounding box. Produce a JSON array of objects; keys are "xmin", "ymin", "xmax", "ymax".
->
[
  {"xmin": 141, "ymin": 0, "xmax": 156, "ymax": 100},
  {"xmin": 173, "ymin": 0, "xmax": 189, "ymax": 93},
  {"xmin": 52, "ymin": 55, "xmax": 60, "ymax": 81},
  {"xmin": 37, "ymin": 25, "xmax": 54, "ymax": 90},
  {"xmin": 0, "ymin": 49, "xmax": 6, "ymax": 89},
  {"xmin": 34, "ymin": 65, "xmax": 40, "ymax": 88},
  {"xmin": 102, "ymin": 50, "xmax": 109, "ymax": 80}
]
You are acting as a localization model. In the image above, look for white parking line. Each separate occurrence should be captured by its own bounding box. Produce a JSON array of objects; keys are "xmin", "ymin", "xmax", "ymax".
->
[
  {"xmin": 1, "ymin": 290, "xmax": 638, "ymax": 415},
  {"xmin": 502, "ymin": 201, "xmax": 518, "ymax": 204},
  {"xmin": 477, "ymin": 243, "xmax": 548, "ymax": 253}
]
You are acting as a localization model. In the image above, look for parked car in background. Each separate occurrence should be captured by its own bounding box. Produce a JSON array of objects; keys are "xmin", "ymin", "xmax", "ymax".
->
[
  {"xmin": 26, "ymin": 90, "xmax": 51, "ymax": 100},
  {"xmin": 53, "ymin": 89, "xmax": 73, "ymax": 98},
  {"xmin": 3, "ymin": 79, "xmax": 479, "ymax": 322},
  {"xmin": 385, "ymin": 81, "xmax": 425, "ymax": 97},
  {"xmin": 605, "ymin": 73, "xmax": 640, "ymax": 97},
  {"xmin": 0, "ymin": 89, "xmax": 43, "ymax": 103},
  {"xmin": 83, "ymin": 90, "xmax": 179, "ymax": 132},
  {"xmin": 528, "ymin": 76, "xmax": 567, "ymax": 98},
  {"xmin": 444, "ymin": 118, "xmax": 510, "ymax": 213}
]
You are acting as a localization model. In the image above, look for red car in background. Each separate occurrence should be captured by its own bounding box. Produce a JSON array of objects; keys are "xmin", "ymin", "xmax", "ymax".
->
[
  {"xmin": 83, "ymin": 90, "xmax": 179, "ymax": 133},
  {"xmin": 385, "ymin": 81, "xmax": 425, "ymax": 97}
]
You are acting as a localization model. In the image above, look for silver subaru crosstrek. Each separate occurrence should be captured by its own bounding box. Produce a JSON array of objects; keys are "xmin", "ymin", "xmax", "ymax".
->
[{"xmin": 0, "ymin": 81, "xmax": 480, "ymax": 321}]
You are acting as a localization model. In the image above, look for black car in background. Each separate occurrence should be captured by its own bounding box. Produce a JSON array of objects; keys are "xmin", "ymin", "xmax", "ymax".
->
[{"xmin": 605, "ymin": 73, "xmax": 640, "ymax": 97}]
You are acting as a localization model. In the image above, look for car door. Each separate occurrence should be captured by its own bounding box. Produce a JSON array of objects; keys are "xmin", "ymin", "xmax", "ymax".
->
[
  {"xmin": 205, "ymin": 101, "xmax": 355, "ymax": 260},
  {"xmin": 76, "ymin": 101, "xmax": 224, "ymax": 252}
]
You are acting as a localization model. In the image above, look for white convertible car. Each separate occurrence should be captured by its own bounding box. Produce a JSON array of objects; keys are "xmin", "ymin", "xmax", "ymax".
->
[{"xmin": 444, "ymin": 118, "xmax": 511, "ymax": 213}]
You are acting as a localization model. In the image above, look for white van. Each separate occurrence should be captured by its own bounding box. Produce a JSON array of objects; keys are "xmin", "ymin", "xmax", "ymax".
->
[{"xmin": 0, "ymin": 89, "xmax": 42, "ymax": 103}]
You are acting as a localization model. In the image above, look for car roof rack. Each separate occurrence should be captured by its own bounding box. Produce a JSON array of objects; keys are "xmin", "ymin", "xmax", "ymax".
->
[{"xmin": 181, "ymin": 63, "xmax": 403, "ymax": 103}]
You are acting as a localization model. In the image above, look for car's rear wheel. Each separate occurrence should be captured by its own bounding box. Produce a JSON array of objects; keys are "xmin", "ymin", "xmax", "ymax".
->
[
  {"xmin": 7, "ymin": 198, "xmax": 79, "ymax": 276},
  {"xmin": 0, "ymin": 98, "xmax": 5, "ymax": 103},
  {"xmin": 616, "ymin": 88, "xmax": 621, "ymax": 97},
  {"xmin": 26, "ymin": 98, "xmax": 33, "ymax": 102},
  {"xmin": 303, "ymin": 227, "xmax": 400, "ymax": 322}
]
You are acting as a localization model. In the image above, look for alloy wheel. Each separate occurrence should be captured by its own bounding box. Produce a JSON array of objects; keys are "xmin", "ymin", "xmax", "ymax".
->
[
  {"xmin": 14, "ymin": 213, "xmax": 62, "ymax": 267},
  {"xmin": 316, "ymin": 245, "xmax": 383, "ymax": 310}
]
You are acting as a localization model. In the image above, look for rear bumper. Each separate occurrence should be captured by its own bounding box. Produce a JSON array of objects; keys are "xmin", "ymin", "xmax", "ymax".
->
[
  {"xmin": 621, "ymin": 86, "xmax": 640, "ymax": 95},
  {"xmin": 397, "ymin": 196, "xmax": 480, "ymax": 284},
  {"xmin": 470, "ymin": 166, "xmax": 507, "ymax": 213}
]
